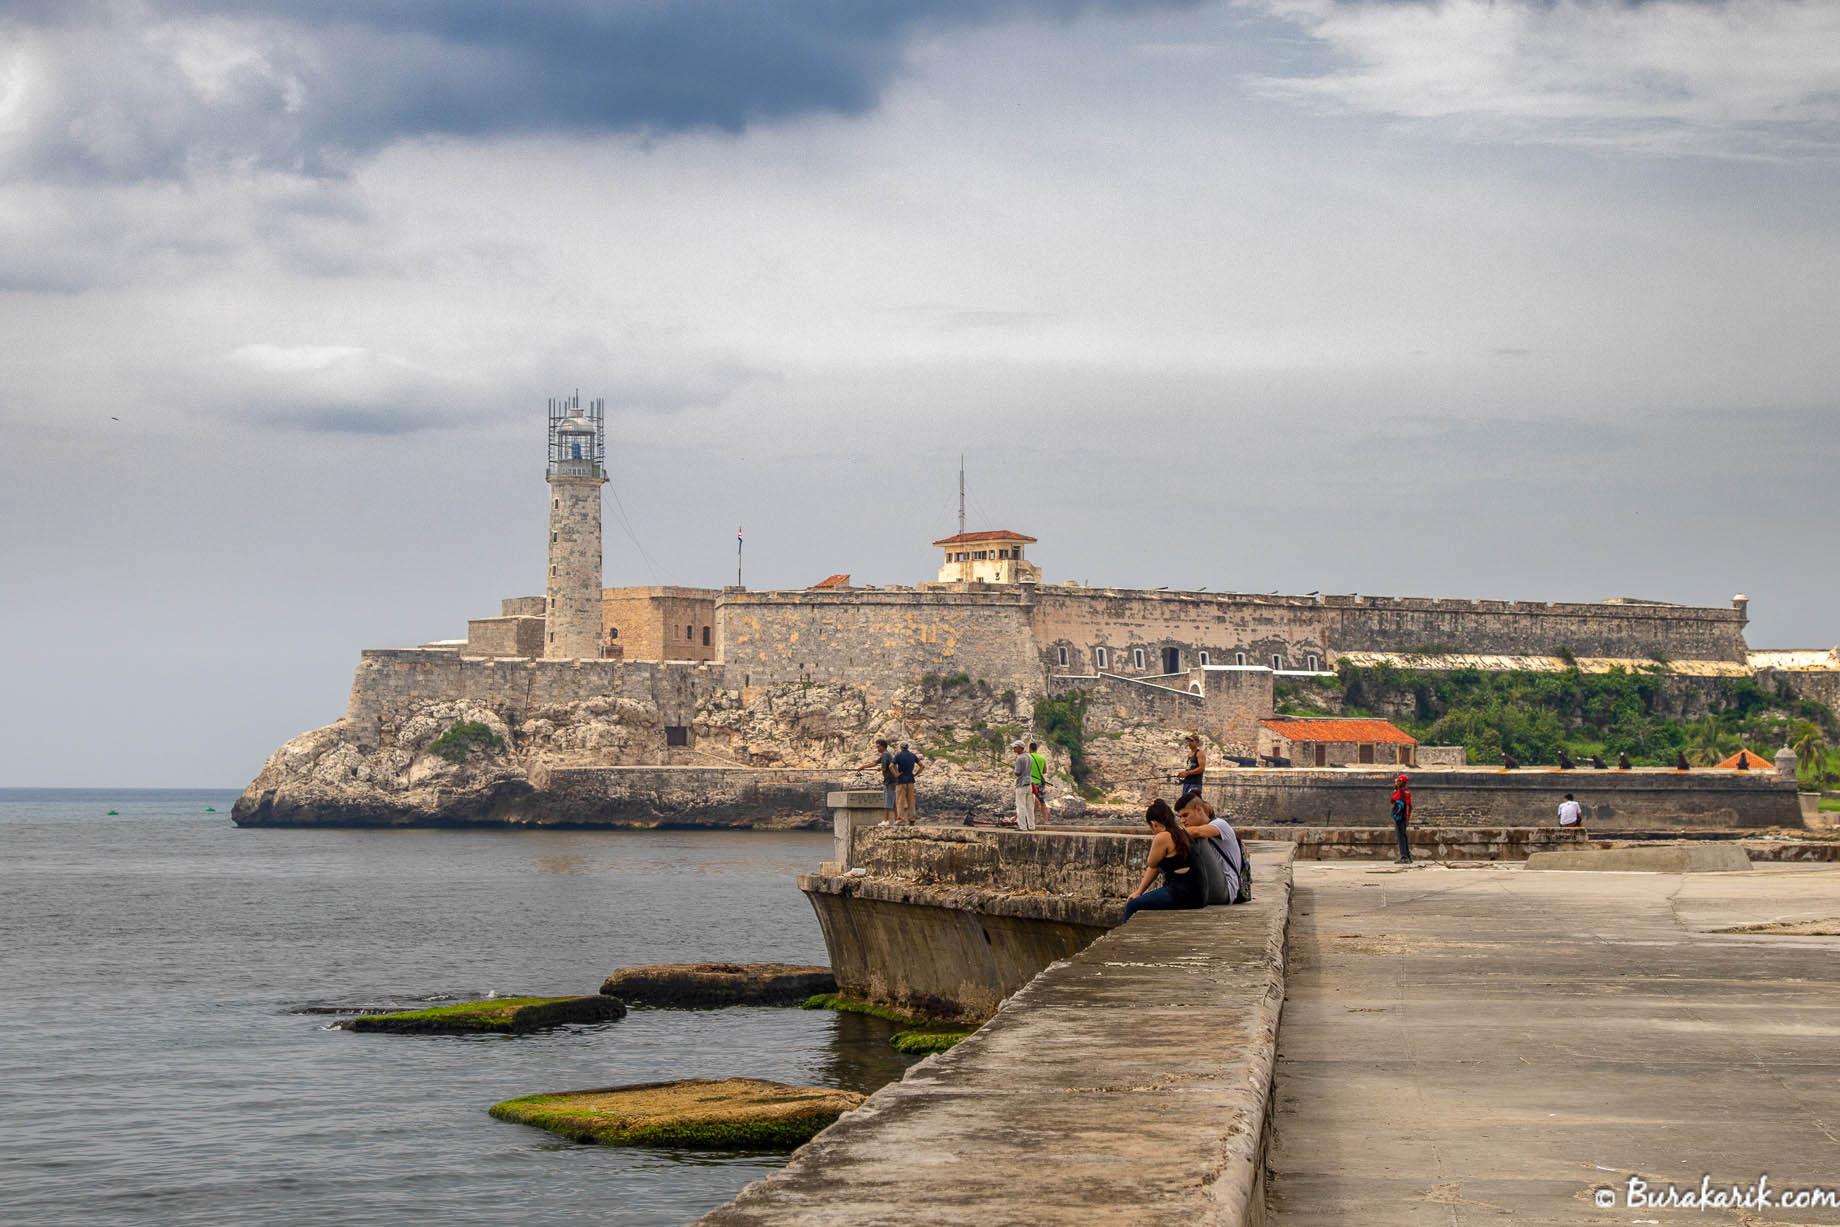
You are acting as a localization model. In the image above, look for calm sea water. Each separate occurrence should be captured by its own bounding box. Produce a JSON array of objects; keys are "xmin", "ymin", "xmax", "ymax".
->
[{"xmin": 0, "ymin": 790, "xmax": 911, "ymax": 1226}]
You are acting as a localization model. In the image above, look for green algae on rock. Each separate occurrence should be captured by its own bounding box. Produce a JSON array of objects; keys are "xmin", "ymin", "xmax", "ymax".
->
[
  {"xmin": 800, "ymin": 992, "xmax": 937, "ymax": 1027},
  {"xmin": 600, "ymin": 962, "xmax": 834, "ymax": 1007},
  {"xmin": 887, "ymin": 1029, "xmax": 970, "ymax": 1054},
  {"xmin": 343, "ymin": 995, "xmax": 624, "ymax": 1034},
  {"xmin": 488, "ymin": 1078, "xmax": 863, "ymax": 1149}
]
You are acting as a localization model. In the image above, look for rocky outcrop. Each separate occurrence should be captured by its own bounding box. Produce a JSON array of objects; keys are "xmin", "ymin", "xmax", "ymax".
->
[
  {"xmin": 233, "ymin": 677, "xmax": 1109, "ymax": 828},
  {"xmin": 343, "ymin": 995, "xmax": 625, "ymax": 1033},
  {"xmin": 600, "ymin": 963, "xmax": 836, "ymax": 1007},
  {"xmin": 489, "ymin": 1078, "xmax": 863, "ymax": 1149}
]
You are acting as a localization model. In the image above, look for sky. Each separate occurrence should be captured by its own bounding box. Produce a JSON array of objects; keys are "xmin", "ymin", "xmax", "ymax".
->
[{"xmin": 2, "ymin": 0, "xmax": 1836, "ymax": 787}]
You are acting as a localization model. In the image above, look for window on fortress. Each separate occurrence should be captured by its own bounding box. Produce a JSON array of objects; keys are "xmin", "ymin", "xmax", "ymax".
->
[
  {"xmin": 665, "ymin": 726, "xmax": 689, "ymax": 747},
  {"xmin": 701, "ymin": 626, "xmax": 710, "ymax": 646},
  {"xmin": 1199, "ymin": 651, "xmax": 1210, "ymax": 666},
  {"xmin": 686, "ymin": 625, "xmax": 694, "ymax": 640},
  {"xmin": 1133, "ymin": 648, "xmax": 1146, "ymax": 670},
  {"xmin": 1273, "ymin": 654, "xmax": 1283, "ymax": 670},
  {"xmin": 1307, "ymin": 654, "xmax": 1319, "ymax": 671},
  {"xmin": 1057, "ymin": 646, "xmax": 1068, "ymax": 667},
  {"xmin": 1095, "ymin": 647, "xmax": 1108, "ymax": 670},
  {"xmin": 1235, "ymin": 652, "xmax": 1246, "ymax": 666}
]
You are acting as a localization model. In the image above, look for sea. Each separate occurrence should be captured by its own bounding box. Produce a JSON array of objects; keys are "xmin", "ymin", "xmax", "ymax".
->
[{"xmin": 1, "ymin": 789, "xmax": 915, "ymax": 1226}]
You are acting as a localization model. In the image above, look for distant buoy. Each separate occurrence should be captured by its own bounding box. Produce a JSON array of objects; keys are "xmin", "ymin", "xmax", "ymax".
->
[
  {"xmin": 205, "ymin": 807, "xmax": 216, "ymax": 813},
  {"xmin": 106, "ymin": 810, "xmax": 118, "ymax": 815}
]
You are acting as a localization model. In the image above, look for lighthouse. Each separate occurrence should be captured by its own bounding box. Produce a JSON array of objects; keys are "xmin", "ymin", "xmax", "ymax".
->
[{"xmin": 544, "ymin": 395, "xmax": 607, "ymax": 660}]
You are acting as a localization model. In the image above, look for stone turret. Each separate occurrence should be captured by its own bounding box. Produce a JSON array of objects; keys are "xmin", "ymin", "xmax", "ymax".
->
[{"xmin": 544, "ymin": 396, "xmax": 608, "ymax": 660}]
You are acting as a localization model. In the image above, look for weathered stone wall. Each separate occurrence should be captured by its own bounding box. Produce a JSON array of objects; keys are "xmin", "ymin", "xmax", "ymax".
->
[
  {"xmin": 602, "ymin": 586, "xmax": 717, "ymax": 663},
  {"xmin": 465, "ymin": 615, "xmax": 545, "ymax": 658},
  {"xmin": 531, "ymin": 765, "xmax": 833, "ymax": 826},
  {"xmin": 1033, "ymin": 588, "xmax": 1332, "ymax": 677},
  {"xmin": 1238, "ymin": 824, "xmax": 1588, "ymax": 859},
  {"xmin": 718, "ymin": 587, "xmax": 1039, "ymax": 700},
  {"xmin": 345, "ymin": 648, "xmax": 733, "ymax": 750},
  {"xmin": 544, "ymin": 473, "xmax": 606, "ymax": 659},
  {"xmin": 1322, "ymin": 594, "xmax": 1749, "ymax": 661},
  {"xmin": 1204, "ymin": 767, "xmax": 1802, "ymax": 830},
  {"xmin": 1268, "ymin": 734, "xmax": 1412, "ymax": 769},
  {"xmin": 501, "ymin": 596, "xmax": 545, "ymax": 617},
  {"xmin": 1048, "ymin": 666, "xmax": 1274, "ymax": 755}
]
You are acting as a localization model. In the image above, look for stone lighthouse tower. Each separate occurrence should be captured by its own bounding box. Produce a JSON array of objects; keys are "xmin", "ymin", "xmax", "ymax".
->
[{"xmin": 544, "ymin": 395, "xmax": 607, "ymax": 660}]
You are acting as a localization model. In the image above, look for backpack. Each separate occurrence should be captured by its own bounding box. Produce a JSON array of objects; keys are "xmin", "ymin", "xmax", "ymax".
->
[
  {"xmin": 1218, "ymin": 823, "xmax": 1252, "ymax": 904},
  {"xmin": 1193, "ymin": 834, "xmax": 1232, "ymax": 905}
]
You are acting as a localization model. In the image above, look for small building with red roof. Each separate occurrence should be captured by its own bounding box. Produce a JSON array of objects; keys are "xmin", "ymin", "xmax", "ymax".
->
[
  {"xmin": 932, "ymin": 529, "xmax": 1041, "ymax": 585},
  {"xmin": 1261, "ymin": 717, "xmax": 1417, "ymax": 768},
  {"xmin": 1715, "ymin": 749, "xmax": 1772, "ymax": 770}
]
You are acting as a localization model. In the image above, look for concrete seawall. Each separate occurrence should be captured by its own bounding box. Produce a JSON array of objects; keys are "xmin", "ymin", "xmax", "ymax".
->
[
  {"xmin": 708, "ymin": 842, "xmax": 1296, "ymax": 1226},
  {"xmin": 1206, "ymin": 766, "xmax": 1801, "ymax": 830}
]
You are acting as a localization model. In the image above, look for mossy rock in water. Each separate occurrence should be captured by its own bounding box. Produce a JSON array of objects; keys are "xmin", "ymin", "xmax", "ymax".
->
[
  {"xmin": 600, "ymin": 962, "xmax": 835, "ymax": 1007},
  {"xmin": 888, "ymin": 1029, "xmax": 971, "ymax": 1055},
  {"xmin": 489, "ymin": 1078, "xmax": 863, "ymax": 1149},
  {"xmin": 344, "ymin": 995, "xmax": 624, "ymax": 1034}
]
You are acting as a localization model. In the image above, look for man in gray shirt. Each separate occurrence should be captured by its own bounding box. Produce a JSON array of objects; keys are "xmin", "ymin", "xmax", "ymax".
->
[{"xmin": 1011, "ymin": 741, "xmax": 1036, "ymax": 831}]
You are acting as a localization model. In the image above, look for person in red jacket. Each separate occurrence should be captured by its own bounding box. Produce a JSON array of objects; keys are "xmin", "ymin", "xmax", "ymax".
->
[{"xmin": 1390, "ymin": 774, "xmax": 1413, "ymax": 864}]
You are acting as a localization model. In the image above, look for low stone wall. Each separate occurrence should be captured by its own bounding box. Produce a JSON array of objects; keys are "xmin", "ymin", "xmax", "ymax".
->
[
  {"xmin": 708, "ymin": 843, "xmax": 1295, "ymax": 1226},
  {"xmin": 1239, "ymin": 824, "xmax": 1590, "ymax": 860},
  {"xmin": 537, "ymin": 765, "xmax": 836, "ymax": 827},
  {"xmin": 845, "ymin": 825, "xmax": 1146, "ymax": 898},
  {"xmin": 1205, "ymin": 767, "xmax": 1802, "ymax": 831}
]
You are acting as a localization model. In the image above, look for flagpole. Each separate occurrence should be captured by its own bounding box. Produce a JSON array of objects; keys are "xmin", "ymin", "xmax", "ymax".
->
[{"xmin": 737, "ymin": 524, "xmax": 743, "ymax": 589}]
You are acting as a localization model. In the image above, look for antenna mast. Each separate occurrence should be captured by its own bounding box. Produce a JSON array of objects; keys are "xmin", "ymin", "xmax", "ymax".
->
[{"xmin": 958, "ymin": 453, "xmax": 965, "ymax": 537}]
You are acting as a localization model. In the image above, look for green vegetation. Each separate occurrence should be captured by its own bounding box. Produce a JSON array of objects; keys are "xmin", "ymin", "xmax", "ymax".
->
[
  {"xmin": 1272, "ymin": 681, "xmax": 1337, "ymax": 717},
  {"xmin": 346, "ymin": 995, "xmax": 621, "ymax": 1034},
  {"xmin": 1033, "ymin": 690, "xmax": 1099, "ymax": 796},
  {"xmin": 888, "ymin": 1029, "xmax": 971, "ymax": 1054},
  {"xmin": 427, "ymin": 720, "xmax": 506, "ymax": 763},
  {"xmin": 1332, "ymin": 662, "xmax": 1840, "ymax": 772},
  {"xmin": 801, "ymin": 992, "xmax": 936, "ymax": 1027},
  {"xmin": 924, "ymin": 721, "xmax": 1021, "ymax": 766},
  {"xmin": 1819, "ymin": 798, "xmax": 1840, "ymax": 813},
  {"xmin": 921, "ymin": 671, "xmax": 973, "ymax": 689},
  {"xmin": 488, "ymin": 1079, "xmax": 863, "ymax": 1150}
]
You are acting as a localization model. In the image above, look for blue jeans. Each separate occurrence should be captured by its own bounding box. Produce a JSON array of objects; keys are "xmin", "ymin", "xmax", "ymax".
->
[{"xmin": 1124, "ymin": 886, "xmax": 1180, "ymax": 921}]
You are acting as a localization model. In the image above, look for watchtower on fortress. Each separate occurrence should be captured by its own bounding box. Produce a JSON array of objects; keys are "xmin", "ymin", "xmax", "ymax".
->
[
  {"xmin": 933, "ymin": 530, "xmax": 1040, "ymax": 584},
  {"xmin": 544, "ymin": 395, "xmax": 607, "ymax": 660}
]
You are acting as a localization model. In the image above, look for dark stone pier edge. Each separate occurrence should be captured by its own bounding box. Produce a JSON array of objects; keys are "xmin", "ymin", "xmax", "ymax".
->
[{"xmin": 698, "ymin": 843, "xmax": 1296, "ymax": 1226}]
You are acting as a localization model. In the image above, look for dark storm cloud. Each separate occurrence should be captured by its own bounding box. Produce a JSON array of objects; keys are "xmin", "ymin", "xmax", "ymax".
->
[{"xmin": 12, "ymin": 0, "xmax": 1198, "ymax": 181}]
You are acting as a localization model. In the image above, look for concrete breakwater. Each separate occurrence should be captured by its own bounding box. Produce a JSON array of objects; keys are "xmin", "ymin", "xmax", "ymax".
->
[{"xmin": 709, "ymin": 840, "xmax": 1296, "ymax": 1225}]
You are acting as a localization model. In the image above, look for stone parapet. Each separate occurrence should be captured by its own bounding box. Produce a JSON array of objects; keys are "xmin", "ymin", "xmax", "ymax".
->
[
  {"xmin": 711, "ymin": 843, "xmax": 1296, "ymax": 1226},
  {"xmin": 1239, "ymin": 824, "xmax": 1590, "ymax": 859},
  {"xmin": 1205, "ymin": 766, "xmax": 1802, "ymax": 830}
]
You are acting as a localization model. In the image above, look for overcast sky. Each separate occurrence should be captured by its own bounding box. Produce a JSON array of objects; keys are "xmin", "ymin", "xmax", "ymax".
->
[{"xmin": 3, "ymin": 0, "xmax": 1836, "ymax": 787}]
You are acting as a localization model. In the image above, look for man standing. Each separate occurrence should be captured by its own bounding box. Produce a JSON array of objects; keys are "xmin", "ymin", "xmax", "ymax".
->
[
  {"xmin": 1178, "ymin": 734, "xmax": 1206, "ymax": 800},
  {"xmin": 1028, "ymin": 741, "xmax": 1049, "ymax": 828},
  {"xmin": 857, "ymin": 738, "xmax": 895, "ymax": 825},
  {"xmin": 1390, "ymin": 774, "xmax": 1413, "ymax": 864},
  {"xmin": 892, "ymin": 741, "xmax": 923, "ymax": 826},
  {"xmin": 1558, "ymin": 792, "xmax": 1584, "ymax": 834},
  {"xmin": 1011, "ymin": 741, "xmax": 1035, "ymax": 831}
]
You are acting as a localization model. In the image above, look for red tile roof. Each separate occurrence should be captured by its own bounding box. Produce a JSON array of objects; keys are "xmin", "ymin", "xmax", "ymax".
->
[
  {"xmin": 811, "ymin": 573, "xmax": 851, "ymax": 589},
  {"xmin": 1715, "ymin": 749, "xmax": 1772, "ymax": 769},
  {"xmin": 931, "ymin": 530, "xmax": 1037, "ymax": 547},
  {"xmin": 1260, "ymin": 718, "xmax": 1417, "ymax": 745}
]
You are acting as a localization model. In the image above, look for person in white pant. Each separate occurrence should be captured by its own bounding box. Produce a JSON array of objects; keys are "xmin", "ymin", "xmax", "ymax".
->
[{"xmin": 1011, "ymin": 741, "xmax": 1036, "ymax": 830}]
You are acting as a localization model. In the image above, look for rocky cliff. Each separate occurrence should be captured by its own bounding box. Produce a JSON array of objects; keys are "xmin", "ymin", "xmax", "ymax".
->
[{"xmin": 232, "ymin": 676, "xmax": 1215, "ymax": 828}]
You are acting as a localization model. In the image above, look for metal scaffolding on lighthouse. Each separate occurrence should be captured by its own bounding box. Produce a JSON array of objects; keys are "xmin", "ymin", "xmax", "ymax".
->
[{"xmin": 547, "ymin": 393, "xmax": 605, "ymax": 479}]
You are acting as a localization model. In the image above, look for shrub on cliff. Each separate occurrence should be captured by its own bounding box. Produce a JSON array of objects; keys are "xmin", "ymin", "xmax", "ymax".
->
[
  {"xmin": 427, "ymin": 720, "xmax": 506, "ymax": 763},
  {"xmin": 1033, "ymin": 691, "xmax": 1096, "ymax": 796}
]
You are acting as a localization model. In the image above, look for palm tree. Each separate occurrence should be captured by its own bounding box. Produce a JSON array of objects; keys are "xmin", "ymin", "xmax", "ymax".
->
[
  {"xmin": 1687, "ymin": 717, "xmax": 1733, "ymax": 767},
  {"xmin": 1791, "ymin": 721, "xmax": 1828, "ymax": 787}
]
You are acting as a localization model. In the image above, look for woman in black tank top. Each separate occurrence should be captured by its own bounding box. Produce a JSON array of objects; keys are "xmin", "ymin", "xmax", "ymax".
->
[{"xmin": 1123, "ymin": 798, "xmax": 1208, "ymax": 920}]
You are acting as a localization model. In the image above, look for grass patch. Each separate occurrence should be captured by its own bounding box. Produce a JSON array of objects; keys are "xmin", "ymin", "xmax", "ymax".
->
[
  {"xmin": 489, "ymin": 1078, "xmax": 862, "ymax": 1150},
  {"xmin": 346, "ymin": 995, "xmax": 621, "ymax": 1034},
  {"xmin": 427, "ymin": 720, "xmax": 505, "ymax": 763},
  {"xmin": 888, "ymin": 1029, "xmax": 971, "ymax": 1054},
  {"xmin": 1820, "ymin": 798, "xmax": 1840, "ymax": 813}
]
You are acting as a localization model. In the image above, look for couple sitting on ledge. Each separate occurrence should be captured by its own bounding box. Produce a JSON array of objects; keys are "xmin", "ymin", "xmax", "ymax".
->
[{"xmin": 1123, "ymin": 793, "xmax": 1246, "ymax": 921}]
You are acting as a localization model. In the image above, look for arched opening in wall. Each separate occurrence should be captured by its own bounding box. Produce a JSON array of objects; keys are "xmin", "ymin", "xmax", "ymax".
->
[
  {"xmin": 702, "ymin": 626, "xmax": 711, "ymax": 646},
  {"xmin": 1272, "ymin": 654, "xmax": 1283, "ymax": 670},
  {"xmin": 686, "ymin": 625, "xmax": 694, "ymax": 641},
  {"xmin": 1235, "ymin": 652, "xmax": 1246, "ymax": 666},
  {"xmin": 1163, "ymin": 647, "xmax": 1180, "ymax": 674},
  {"xmin": 1307, "ymin": 654, "xmax": 1319, "ymax": 671},
  {"xmin": 1199, "ymin": 651, "xmax": 1210, "ymax": 666},
  {"xmin": 1133, "ymin": 648, "xmax": 1146, "ymax": 671},
  {"xmin": 1095, "ymin": 647, "xmax": 1109, "ymax": 670},
  {"xmin": 1190, "ymin": 684, "xmax": 1202, "ymax": 695},
  {"xmin": 1057, "ymin": 646, "xmax": 1068, "ymax": 667}
]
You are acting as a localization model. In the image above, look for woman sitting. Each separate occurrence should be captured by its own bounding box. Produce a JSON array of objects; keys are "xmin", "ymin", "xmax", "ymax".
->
[{"xmin": 1123, "ymin": 798, "xmax": 1208, "ymax": 920}]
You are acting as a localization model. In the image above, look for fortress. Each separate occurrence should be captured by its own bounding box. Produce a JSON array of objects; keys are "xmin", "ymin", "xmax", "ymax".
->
[{"xmin": 237, "ymin": 398, "xmax": 1835, "ymax": 829}]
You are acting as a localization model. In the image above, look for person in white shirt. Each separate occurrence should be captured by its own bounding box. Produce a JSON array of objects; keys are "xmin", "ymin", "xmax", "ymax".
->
[
  {"xmin": 1175, "ymin": 792, "xmax": 1242, "ymax": 902},
  {"xmin": 1558, "ymin": 793, "xmax": 1584, "ymax": 832}
]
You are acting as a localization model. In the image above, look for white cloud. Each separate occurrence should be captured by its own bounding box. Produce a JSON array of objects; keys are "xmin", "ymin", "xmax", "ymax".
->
[{"xmin": 1250, "ymin": 0, "xmax": 1840, "ymax": 157}]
